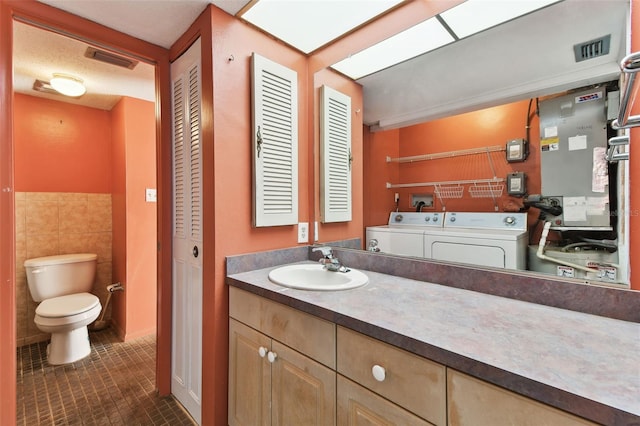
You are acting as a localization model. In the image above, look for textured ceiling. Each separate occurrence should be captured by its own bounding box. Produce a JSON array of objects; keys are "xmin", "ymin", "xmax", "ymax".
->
[
  {"xmin": 36, "ymin": 0, "xmax": 249, "ymax": 49},
  {"xmin": 14, "ymin": 1, "xmax": 249, "ymax": 110},
  {"xmin": 13, "ymin": 21, "xmax": 156, "ymax": 110},
  {"xmin": 15, "ymin": 0, "xmax": 632, "ymax": 125}
]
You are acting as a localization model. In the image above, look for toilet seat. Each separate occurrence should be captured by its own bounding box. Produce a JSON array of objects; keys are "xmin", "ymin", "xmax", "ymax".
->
[
  {"xmin": 36, "ymin": 292, "xmax": 100, "ymax": 317},
  {"xmin": 35, "ymin": 293, "xmax": 101, "ymax": 328}
]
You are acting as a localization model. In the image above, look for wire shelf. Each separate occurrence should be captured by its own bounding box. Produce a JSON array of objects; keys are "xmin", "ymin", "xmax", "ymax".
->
[
  {"xmin": 434, "ymin": 185, "xmax": 464, "ymax": 199},
  {"xmin": 468, "ymin": 183, "xmax": 504, "ymax": 198}
]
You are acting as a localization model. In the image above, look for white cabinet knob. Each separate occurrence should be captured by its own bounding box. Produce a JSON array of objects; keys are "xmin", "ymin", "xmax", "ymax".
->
[
  {"xmin": 258, "ymin": 346, "xmax": 268, "ymax": 358},
  {"xmin": 267, "ymin": 351, "xmax": 278, "ymax": 363},
  {"xmin": 372, "ymin": 364, "xmax": 386, "ymax": 382}
]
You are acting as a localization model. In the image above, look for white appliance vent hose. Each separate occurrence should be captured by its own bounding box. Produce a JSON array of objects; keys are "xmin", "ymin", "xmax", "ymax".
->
[{"xmin": 536, "ymin": 222, "xmax": 601, "ymax": 274}]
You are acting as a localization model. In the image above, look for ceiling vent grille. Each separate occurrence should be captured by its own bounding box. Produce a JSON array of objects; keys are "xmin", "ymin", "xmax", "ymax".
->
[
  {"xmin": 84, "ymin": 47, "xmax": 138, "ymax": 69},
  {"xmin": 573, "ymin": 35, "xmax": 611, "ymax": 63}
]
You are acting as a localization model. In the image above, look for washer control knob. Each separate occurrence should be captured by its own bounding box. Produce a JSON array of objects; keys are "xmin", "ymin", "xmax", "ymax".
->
[
  {"xmin": 424, "ymin": 216, "xmax": 431, "ymax": 222},
  {"xmin": 504, "ymin": 216, "xmax": 516, "ymax": 225},
  {"xmin": 450, "ymin": 216, "xmax": 456, "ymax": 222},
  {"xmin": 394, "ymin": 214, "xmax": 403, "ymax": 222},
  {"xmin": 433, "ymin": 216, "xmax": 438, "ymax": 222}
]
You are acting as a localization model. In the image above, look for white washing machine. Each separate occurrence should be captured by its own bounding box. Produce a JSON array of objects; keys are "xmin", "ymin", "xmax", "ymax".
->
[
  {"xmin": 424, "ymin": 212, "xmax": 529, "ymax": 270},
  {"xmin": 366, "ymin": 212, "xmax": 444, "ymax": 257}
]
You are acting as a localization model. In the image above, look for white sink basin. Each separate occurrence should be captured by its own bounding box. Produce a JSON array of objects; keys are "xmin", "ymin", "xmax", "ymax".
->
[{"xmin": 268, "ymin": 264, "xmax": 368, "ymax": 291}]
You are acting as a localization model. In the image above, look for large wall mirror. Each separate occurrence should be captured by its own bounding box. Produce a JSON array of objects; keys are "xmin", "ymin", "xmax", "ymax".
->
[{"xmin": 318, "ymin": 0, "xmax": 632, "ymax": 289}]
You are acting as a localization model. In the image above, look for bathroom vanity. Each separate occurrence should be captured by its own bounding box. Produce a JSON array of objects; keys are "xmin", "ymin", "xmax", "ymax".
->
[{"xmin": 226, "ymin": 255, "xmax": 639, "ymax": 426}]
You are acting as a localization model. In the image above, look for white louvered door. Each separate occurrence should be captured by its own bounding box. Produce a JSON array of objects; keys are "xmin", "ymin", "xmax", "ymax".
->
[
  {"xmin": 251, "ymin": 53, "xmax": 299, "ymax": 227},
  {"xmin": 320, "ymin": 85, "xmax": 352, "ymax": 223},
  {"xmin": 171, "ymin": 38, "xmax": 202, "ymax": 425}
]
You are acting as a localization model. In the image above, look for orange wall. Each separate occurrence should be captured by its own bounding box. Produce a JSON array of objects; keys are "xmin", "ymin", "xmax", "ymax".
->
[
  {"xmin": 208, "ymin": 8, "xmax": 309, "ymax": 423},
  {"xmin": 365, "ymin": 99, "xmax": 540, "ymax": 225},
  {"xmin": 363, "ymin": 126, "xmax": 400, "ymax": 228},
  {"xmin": 14, "ymin": 93, "xmax": 112, "ymax": 193},
  {"xmin": 110, "ymin": 97, "xmax": 157, "ymax": 340},
  {"xmin": 173, "ymin": 6, "xmax": 367, "ymax": 423},
  {"xmin": 13, "ymin": 94, "xmax": 157, "ymax": 339},
  {"xmin": 210, "ymin": 10, "xmax": 311, "ymax": 254}
]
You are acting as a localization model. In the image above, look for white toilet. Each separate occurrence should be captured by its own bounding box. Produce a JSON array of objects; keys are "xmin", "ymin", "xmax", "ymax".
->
[{"xmin": 24, "ymin": 253, "xmax": 102, "ymax": 365}]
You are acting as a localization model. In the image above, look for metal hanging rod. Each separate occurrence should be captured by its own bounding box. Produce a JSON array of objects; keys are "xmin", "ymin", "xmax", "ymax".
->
[
  {"xmin": 606, "ymin": 135, "xmax": 629, "ymax": 162},
  {"xmin": 386, "ymin": 177, "xmax": 504, "ymax": 189},
  {"xmin": 612, "ymin": 51, "xmax": 640, "ymax": 130},
  {"xmin": 386, "ymin": 145, "xmax": 505, "ymax": 163}
]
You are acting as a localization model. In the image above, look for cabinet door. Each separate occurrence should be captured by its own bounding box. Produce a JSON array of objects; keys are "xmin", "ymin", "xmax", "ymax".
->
[
  {"xmin": 229, "ymin": 319, "xmax": 271, "ymax": 426},
  {"xmin": 337, "ymin": 375, "xmax": 433, "ymax": 426},
  {"xmin": 447, "ymin": 370, "xmax": 597, "ymax": 426},
  {"xmin": 271, "ymin": 340, "xmax": 336, "ymax": 426}
]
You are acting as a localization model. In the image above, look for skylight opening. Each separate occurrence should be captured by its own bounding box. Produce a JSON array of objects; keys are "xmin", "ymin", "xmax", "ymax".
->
[
  {"xmin": 331, "ymin": 17, "xmax": 455, "ymax": 80},
  {"xmin": 440, "ymin": 0, "xmax": 562, "ymax": 39},
  {"xmin": 241, "ymin": 0, "xmax": 404, "ymax": 54},
  {"xmin": 330, "ymin": 0, "xmax": 563, "ymax": 79}
]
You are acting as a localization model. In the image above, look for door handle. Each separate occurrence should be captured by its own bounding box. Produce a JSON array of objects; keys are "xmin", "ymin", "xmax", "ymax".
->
[{"xmin": 193, "ymin": 246, "xmax": 199, "ymax": 258}]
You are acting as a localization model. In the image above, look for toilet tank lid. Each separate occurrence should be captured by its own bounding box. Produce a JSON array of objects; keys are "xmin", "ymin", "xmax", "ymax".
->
[{"xmin": 24, "ymin": 253, "xmax": 97, "ymax": 267}]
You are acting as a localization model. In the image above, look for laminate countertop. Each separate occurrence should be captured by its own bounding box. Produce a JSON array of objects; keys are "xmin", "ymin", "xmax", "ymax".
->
[{"xmin": 227, "ymin": 262, "xmax": 640, "ymax": 425}]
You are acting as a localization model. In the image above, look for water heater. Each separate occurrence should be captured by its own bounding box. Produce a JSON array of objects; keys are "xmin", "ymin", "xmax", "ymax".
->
[{"xmin": 538, "ymin": 87, "xmax": 613, "ymax": 230}]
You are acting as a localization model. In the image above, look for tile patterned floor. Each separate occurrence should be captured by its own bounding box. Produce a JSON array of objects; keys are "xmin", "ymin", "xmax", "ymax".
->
[{"xmin": 16, "ymin": 328, "xmax": 196, "ymax": 425}]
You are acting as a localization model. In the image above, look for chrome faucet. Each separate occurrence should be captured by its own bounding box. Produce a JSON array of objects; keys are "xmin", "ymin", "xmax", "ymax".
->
[{"xmin": 312, "ymin": 246, "xmax": 350, "ymax": 273}]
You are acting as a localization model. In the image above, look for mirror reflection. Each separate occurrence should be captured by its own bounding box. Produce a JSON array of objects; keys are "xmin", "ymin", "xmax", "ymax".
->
[
  {"xmin": 333, "ymin": 1, "xmax": 631, "ymax": 288},
  {"xmin": 362, "ymin": 83, "xmax": 628, "ymax": 287}
]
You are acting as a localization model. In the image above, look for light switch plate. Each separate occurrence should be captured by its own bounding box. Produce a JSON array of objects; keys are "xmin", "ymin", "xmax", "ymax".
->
[
  {"xmin": 145, "ymin": 188, "xmax": 157, "ymax": 203},
  {"xmin": 298, "ymin": 222, "xmax": 309, "ymax": 243}
]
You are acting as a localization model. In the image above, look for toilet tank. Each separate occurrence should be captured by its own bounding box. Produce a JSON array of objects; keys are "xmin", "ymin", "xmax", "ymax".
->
[{"xmin": 24, "ymin": 253, "xmax": 97, "ymax": 302}]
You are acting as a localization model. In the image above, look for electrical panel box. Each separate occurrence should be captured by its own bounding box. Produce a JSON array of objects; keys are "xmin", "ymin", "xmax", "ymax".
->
[
  {"xmin": 506, "ymin": 138, "xmax": 528, "ymax": 162},
  {"xmin": 507, "ymin": 172, "xmax": 527, "ymax": 197},
  {"xmin": 538, "ymin": 87, "xmax": 611, "ymax": 230}
]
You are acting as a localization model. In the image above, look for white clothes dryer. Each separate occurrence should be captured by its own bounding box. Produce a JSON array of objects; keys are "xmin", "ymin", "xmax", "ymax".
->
[{"xmin": 424, "ymin": 212, "xmax": 529, "ymax": 270}]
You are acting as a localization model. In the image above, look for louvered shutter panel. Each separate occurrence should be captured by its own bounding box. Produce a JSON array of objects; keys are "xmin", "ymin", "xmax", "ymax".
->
[
  {"xmin": 320, "ymin": 85, "xmax": 352, "ymax": 223},
  {"xmin": 251, "ymin": 53, "xmax": 299, "ymax": 227},
  {"xmin": 188, "ymin": 63, "xmax": 202, "ymax": 240},
  {"xmin": 173, "ymin": 77, "xmax": 185, "ymax": 237}
]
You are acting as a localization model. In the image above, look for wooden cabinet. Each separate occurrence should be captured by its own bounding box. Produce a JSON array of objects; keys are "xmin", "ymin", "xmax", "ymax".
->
[
  {"xmin": 337, "ymin": 326, "xmax": 446, "ymax": 426},
  {"xmin": 337, "ymin": 375, "xmax": 433, "ymax": 426},
  {"xmin": 228, "ymin": 287, "xmax": 601, "ymax": 426},
  {"xmin": 228, "ymin": 288, "xmax": 336, "ymax": 426},
  {"xmin": 447, "ymin": 370, "xmax": 597, "ymax": 426},
  {"xmin": 270, "ymin": 340, "xmax": 336, "ymax": 425},
  {"xmin": 228, "ymin": 319, "xmax": 270, "ymax": 426}
]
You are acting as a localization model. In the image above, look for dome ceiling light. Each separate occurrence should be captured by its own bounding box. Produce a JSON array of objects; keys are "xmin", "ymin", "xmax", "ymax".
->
[{"xmin": 49, "ymin": 73, "xmax": 86, "ymax": 97}]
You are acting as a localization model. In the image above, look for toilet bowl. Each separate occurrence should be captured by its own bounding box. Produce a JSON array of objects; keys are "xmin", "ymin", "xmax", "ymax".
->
[
  {"xmin": 35, "ymin": 292, "xmax": 101, "ymax": 364},
  {"xmin": 24, "ymin": 253, "xmax": 102, "ymax": 365}
]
